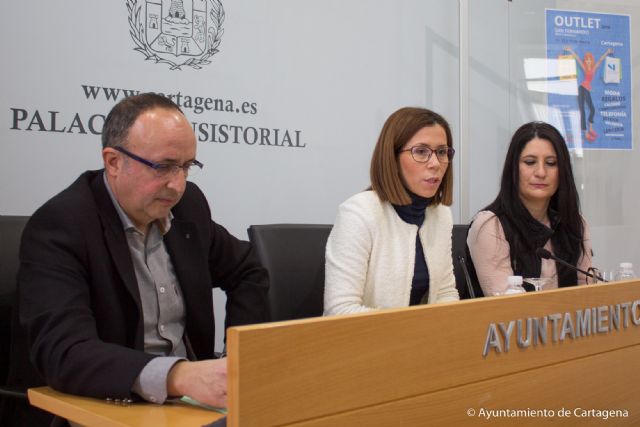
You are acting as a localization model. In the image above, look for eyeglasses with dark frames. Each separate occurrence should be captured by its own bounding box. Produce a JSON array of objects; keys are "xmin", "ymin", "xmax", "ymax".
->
[
  {"xmin": 114, "ymin": 146, "xmax": 204, "ymax": 178},
  {"xmin": 397, "ymin": 145, "xmax": 455, "ymax": 163}
]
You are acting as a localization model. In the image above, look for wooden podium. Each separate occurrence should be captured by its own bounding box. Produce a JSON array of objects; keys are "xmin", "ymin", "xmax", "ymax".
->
[
  {"xmin": 227, "ymin": 280, "xmax": 640, "ymax": 426},
  {"xmin": 29, "ymin": 281, "xmax": 640, "ymax": 426}
]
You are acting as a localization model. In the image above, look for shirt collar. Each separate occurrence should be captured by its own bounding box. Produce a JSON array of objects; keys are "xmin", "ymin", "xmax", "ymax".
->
[{"xmin": 102, "ymin": 171, "xmax": 173, "ymax": 235}]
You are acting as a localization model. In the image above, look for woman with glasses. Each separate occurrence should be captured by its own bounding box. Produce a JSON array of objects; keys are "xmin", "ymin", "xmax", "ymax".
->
[
  {"xmin": 323, "ymin": 107, "xmax": 459, "ymax": 315},
  {"xmin": 467, "ymin": 121, "xmax": 593, "ymax": 296}
]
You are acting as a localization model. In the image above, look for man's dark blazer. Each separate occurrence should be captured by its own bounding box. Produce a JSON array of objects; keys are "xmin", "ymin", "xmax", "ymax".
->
[{"xmin": 18, "ymin": 170, "xmax": 269, "ymax": 399}]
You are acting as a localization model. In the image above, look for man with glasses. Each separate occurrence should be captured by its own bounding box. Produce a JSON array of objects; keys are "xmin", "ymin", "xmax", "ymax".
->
[{"xmin": 18, "ymin": 93, "xmax": 269, "ymax": 412}]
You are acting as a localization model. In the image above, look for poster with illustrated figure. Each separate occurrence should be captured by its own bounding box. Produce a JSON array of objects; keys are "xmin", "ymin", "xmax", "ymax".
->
[{"xmin": 546, "ymin": 9, "xmax": 632, "ymax": 150}]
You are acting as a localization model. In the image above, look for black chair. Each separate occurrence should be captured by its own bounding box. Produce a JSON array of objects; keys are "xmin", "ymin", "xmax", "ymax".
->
[
  {"xmin": 452, "ymin": 224, "xmax": 483, "ymax": 299},
  {"xmin": 0, "ymin": 216, "xmax": 29, "ymax": 397},
  {"xmin": 0, "ymin": 216, "xmax": 53, "ymax": 426},
  {"xmin": 247, "ymin": 224, "xmax": 333, "ymax": 321}
]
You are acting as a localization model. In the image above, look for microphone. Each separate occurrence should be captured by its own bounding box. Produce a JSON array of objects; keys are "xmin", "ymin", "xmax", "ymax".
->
[
  {"xmin": 535, "ymin": 248, "xmax": 607, "ymax": 283},
  {"xmin": 457, "ymin": 255, "xmax": 476, "ymax": 298}
]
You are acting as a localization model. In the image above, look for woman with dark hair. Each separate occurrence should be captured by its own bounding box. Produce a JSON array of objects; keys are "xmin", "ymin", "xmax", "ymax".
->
[
  {"xmin": 324, "ymin": 107, "xmax": 459, "ymax": 315},
  {"xmin": 467, "ymin": 121, "xmax": 593, "ymax": 296}
]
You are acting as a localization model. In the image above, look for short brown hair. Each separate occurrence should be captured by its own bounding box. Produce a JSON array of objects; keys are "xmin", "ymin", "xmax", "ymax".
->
[{"xmin": 370, "ymin": 107, "xmax": 454, "ymax": 206}]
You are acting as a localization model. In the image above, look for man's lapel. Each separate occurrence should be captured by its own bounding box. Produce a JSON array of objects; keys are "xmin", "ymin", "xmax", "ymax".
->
[{"xmin": 90, "ymin": 173, "xmax": 142, "ymax": 309}]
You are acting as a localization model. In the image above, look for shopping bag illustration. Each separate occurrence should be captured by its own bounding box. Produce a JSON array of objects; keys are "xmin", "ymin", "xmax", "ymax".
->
[
  {"xmin": 557, "ymin": 54, "xmax": 577, "ymax": 80},
  {"xmin": 603, "ymin": 56, "xmax": 621, "ymax": 84}
]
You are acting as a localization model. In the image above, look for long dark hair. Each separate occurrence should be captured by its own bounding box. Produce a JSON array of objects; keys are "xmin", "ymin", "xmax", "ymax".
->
[{"xmin": 485, "ymin": 121, "xmax": 585, "ymax": 270}]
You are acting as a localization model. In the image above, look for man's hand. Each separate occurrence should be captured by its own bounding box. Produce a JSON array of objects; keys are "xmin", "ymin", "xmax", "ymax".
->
[{"xmin": 167, "ymin": 358, "xmax": 228, "ymax": 408}]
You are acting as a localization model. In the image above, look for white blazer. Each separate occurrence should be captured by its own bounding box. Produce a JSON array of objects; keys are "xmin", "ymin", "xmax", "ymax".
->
[{"xmin": 324, "ymin": 191, "xmax": 459, "ymax": 315}]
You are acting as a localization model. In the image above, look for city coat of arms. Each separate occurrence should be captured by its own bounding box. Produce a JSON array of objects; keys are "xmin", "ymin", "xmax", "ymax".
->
[{"xmin": 127, "ymin": 0, "xmax": 225, "ymax": 70}]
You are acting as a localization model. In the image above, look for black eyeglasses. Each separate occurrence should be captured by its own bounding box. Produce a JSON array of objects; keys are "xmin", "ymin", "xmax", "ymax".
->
[
  {"xmin": 397, "ymin": 145, "xmax": 455, "ymax": 163},
  {"xmin": 114, "ymin": 146, "xmax": 204, "ymax": 178}
]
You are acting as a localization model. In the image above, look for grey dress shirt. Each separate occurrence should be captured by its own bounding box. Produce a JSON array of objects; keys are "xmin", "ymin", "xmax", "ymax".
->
[{"xmin": 104, "ymin": 174, "xmax": 188, "ymax": 403}]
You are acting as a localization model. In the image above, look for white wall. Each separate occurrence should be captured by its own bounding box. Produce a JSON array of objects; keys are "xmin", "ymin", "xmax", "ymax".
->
[{"xmin": 1, "ymin": 1, "xmax": 464, "ymax": 230}]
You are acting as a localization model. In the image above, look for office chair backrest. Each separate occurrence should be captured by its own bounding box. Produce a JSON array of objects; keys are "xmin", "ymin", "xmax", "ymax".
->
[
  {"xmin": 0, "ymin": 216, "xmax": 62, "ymax": 426},
  {"xmin": 247, "ymin": 224, "xmax": 333, "ymax": 321},
  {"xmin": 452, "ymin": 224, "xmax": 483, "ymax": 299},
  {"xmin": 0, "ymin": 216, "xmax": 29, "ymax": 384}
]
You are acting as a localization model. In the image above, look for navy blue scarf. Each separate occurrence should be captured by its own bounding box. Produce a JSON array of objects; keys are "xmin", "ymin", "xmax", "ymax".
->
[{"xmin": 393, "ymin": 193, "xmax": 432, "ymax": 304}]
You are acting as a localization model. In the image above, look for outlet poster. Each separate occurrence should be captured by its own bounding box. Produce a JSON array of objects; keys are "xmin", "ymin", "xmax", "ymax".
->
[{"xmin": 546, "ymin": 9, "xmax": 632, "ymax": 150}]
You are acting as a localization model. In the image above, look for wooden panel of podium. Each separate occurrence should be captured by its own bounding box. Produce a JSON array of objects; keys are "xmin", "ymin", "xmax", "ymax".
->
[
  {"xmin": 227, "ymin": 280, "xmax": 640, "ymax": 426},
  {"xmin": 29, "ymin": 281, "xmax": 640, "ymax": 426}
]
